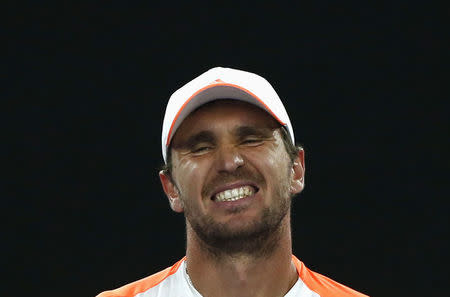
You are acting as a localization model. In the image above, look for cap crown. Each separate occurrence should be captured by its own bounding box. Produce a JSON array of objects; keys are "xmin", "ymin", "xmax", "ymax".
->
[{"xmin": 161, "ymin": 67, "xmax": 294, "ymax": 163}]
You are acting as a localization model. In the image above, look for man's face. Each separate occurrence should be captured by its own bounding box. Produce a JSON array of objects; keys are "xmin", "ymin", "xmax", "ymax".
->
[{"xmin": 160, "ymin": 100, "xmax": 304, "ymax": 254}]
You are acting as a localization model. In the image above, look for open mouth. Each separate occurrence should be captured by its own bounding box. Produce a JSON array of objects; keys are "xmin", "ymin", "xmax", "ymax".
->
[{"xmin": 212, "ymin": 185, "xmax": 259, "ymax": 202}]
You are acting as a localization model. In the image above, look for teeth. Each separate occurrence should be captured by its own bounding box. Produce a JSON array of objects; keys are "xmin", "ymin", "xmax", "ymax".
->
[{"xmin": 214, "ymin": 186, "xmax": 255, "ymax": 202}]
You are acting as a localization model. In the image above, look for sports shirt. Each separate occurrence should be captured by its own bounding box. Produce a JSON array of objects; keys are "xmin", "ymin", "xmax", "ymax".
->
[{"xmin": 97, "ymin": 255, "xmax": 368, "ymax": 297}]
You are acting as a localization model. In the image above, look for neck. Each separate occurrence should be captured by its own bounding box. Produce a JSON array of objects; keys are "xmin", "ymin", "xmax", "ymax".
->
[{"xmin": 185, "ymin": 213, "xmax": 297, "ymax": 297}]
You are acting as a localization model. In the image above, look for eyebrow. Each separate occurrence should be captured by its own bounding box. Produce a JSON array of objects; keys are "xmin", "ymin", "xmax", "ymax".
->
[
  {"xmin": 173, "ymin": 125, "xmax": 276, "ymax": 150},
  {"xmin": 174, "ymin": 130, "xmax": 216, "ymax": 149},
  {"xmin": 235, "ymin": 126, "xmax": 275, "ymax": 139}
]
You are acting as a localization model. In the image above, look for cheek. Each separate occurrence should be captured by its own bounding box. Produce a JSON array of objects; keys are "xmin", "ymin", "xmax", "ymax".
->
[
  {"xmin": 174, "ymin": 159, "xmax": 206, "ymax": 195},
  {"xmin": 252, "ymin": 142, "xmax": 287, "ymax": 166},
  {"xmin": 251, "ymin": 146, "xmax": 291, "ymax": 181}
]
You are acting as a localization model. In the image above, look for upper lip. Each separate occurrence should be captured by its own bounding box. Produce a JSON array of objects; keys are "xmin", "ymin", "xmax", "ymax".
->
[{"xmin": 210, "ymin": 181, "xmax": 259, "ymax": 199}]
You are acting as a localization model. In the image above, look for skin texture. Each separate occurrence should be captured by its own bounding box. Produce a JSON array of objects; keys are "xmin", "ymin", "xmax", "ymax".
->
[{"xmin": 159, "ymin": 100, "xmax": 305, "ymax": 297}]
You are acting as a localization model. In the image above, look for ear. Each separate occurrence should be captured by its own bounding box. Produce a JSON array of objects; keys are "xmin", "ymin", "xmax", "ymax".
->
[
  {"xmin": 159, "ymin": 170, "xmax": 184, "ymax": 213},
  {"xmin": 290, "ymin": 147, "xmax": 305, "ymax": 195}
]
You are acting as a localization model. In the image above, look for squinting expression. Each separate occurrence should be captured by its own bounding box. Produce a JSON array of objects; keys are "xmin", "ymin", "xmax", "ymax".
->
[{"xmin": 162, "ymin": 100, "xmax": 303, "ymax": 255}]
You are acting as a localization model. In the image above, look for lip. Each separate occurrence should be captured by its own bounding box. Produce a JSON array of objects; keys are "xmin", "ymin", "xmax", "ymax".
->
[{"xmin": 210, "ymin": 181, "xmax": 259, "ymax": 200}]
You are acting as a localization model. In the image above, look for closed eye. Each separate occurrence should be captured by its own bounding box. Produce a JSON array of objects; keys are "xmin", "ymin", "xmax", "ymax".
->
[
  {"xmin": 240, "ymin": 137, "xmax": 265, "ymax": 146},
  {"xmin": 236, "ymin": 126, "xmax": 274, "ymax": 146},
  {"xmin": 191, "ymin": 144, "xmax": 214, "ymax": 155}
]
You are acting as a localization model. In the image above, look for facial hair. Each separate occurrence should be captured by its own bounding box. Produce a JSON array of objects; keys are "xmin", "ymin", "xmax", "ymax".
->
[{"xmin": 179, "ymin": 167, "xmax": 292, "ymax": 259}]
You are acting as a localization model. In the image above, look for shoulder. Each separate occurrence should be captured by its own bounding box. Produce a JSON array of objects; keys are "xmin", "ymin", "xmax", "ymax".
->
[
  {"xmin": 292, "ymin": 255, "xmax": 370, "ymax": 297},
  {"xmin": 95, "ymin": 257, "xmax": 186, "ymax": 297}
]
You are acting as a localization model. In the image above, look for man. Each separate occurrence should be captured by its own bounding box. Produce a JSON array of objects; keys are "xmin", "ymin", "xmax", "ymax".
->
[{"xmin": 97, "ymin": 67, "xmax": 369, "ymax": 297}]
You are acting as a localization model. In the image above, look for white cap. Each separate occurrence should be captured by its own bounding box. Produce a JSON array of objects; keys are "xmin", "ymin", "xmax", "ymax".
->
[{"xmin": 161, "ymin": 67, "xmax": 295, "ymax": 163}]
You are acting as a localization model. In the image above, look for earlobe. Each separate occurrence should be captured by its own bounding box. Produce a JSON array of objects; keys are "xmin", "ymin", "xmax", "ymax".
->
[
  {"xmin": 290, "ymin": 148, "xmax": 305, "ymax": 195},
  {"xmin": 159, "ymin": 170, "xmax": 184, "ymax": 213}
]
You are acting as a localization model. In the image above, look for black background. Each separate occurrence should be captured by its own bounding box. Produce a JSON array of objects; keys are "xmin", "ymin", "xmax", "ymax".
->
[{"xmin": 7, "ymin": 2, "xmax": 448, "ymax": 297}]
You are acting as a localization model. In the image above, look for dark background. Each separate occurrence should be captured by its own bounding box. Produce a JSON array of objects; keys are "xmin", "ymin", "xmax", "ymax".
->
[{"xmin": 7, "ymin": 2, "xmax": 448, "ymax": 297}]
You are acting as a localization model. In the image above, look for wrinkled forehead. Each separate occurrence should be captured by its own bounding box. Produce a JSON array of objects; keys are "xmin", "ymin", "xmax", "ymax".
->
[
  {"xmin": 172, "ymin": 99, "xmax": 280, "ymax": 142},
  {"xmin": 186, "ymin": 99, "xmax": 279, "ymax": 125}
]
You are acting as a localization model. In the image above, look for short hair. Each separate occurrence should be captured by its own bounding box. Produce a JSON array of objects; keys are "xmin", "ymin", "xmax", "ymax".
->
[{"xmin": 161, "ymin": 126, "xmax": 301, "ymax": 179}]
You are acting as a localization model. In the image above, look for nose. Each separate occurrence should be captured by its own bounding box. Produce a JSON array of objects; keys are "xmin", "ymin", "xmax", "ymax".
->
[{"xmin": 215, "ymin": 145, "xmax": 244, "ymax": 173}]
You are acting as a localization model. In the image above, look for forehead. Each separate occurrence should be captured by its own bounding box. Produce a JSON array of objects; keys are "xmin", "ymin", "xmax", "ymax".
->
[{"xmin": 172, "ymin": 100, "xmax": 280, "ymax": 143}]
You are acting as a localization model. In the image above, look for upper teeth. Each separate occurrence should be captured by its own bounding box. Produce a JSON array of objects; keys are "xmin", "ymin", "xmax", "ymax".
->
[{"xmin": 214, "ymin": 186, "xmax": 255, "ymax": 202}]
